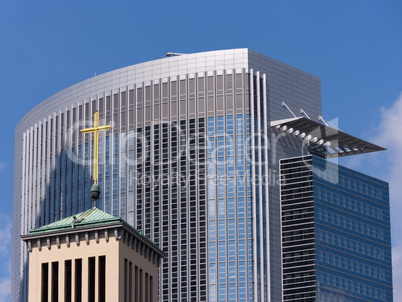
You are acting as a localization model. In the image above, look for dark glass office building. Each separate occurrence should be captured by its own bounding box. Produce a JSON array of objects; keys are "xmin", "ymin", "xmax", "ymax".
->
[{"xmin": 280, "ymin": 155, "xmax": 392, "ymax": 301}]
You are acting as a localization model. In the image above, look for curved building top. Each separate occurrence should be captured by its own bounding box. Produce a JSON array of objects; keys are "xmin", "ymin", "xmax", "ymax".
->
[
  {"xmin": 12, "ymin": 48, "xmax": 323, "ymax": 302},
  {"xmin": 16, "ymin": 48, "xmax": 320, "ymax": 134}
]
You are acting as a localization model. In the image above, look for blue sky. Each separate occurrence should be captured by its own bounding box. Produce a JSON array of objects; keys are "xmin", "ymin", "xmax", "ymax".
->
[{"xmin": 1, "ymin": 1, "xmax": 401, "ymax": 300}]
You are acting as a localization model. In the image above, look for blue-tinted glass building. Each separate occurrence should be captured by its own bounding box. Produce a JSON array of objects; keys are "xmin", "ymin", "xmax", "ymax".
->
[
  {"xmin": 280, "ymin": 155, "xmax": 392, "ymax": 301},
  {"xmin": 12, "ymin": 49, "xmax": 392, "ymax": 301}
]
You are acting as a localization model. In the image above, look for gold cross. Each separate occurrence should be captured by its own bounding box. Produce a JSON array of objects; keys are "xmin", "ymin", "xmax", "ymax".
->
[{"xmin": 80, "ymin": 110, "xmax": 112, "ymax": 184}]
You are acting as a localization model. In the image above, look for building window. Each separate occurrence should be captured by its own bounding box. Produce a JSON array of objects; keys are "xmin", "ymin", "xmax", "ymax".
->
[
  {"xmin": 51, "ymin": 261, "xmax": 59, "ymax": 302},
  {"xmin": 135, "ymin": 265, "xmax": 139, "ymax": 302},
  {"xmin": 42, "ymin": 263, "xmax": 49, "ymax": 302},
  {"xmin": 75, "ymin": 259, "xmax": 82, "ymax": 302},
  {"xmin": 124, "ymin": 258, "xmax": 136, "ymax": 302},
  {"xmin": 129, "ymin": 261, "xmax": 133, "ymax": 302},
  {"xmin": 145, "ymin": 272, "xmax": 149, "ymax": 302},
  {"xmin": 64, "ymin": 260, "xmax": 72, "ymax": 302},
  {"xmin": 139, "ymin": 269, "xmax": 143, "ymax": 302},
  {"xmin": 98, "ymin": 256, "xmax": 106, "ymax": 302},
  {"xmin": 150, "ymin": 275, "xmax": 153, "ymax": 302},
  {"xmin": 88, "ymin": 257, "xmax": 96, "ymax": 302},
  {"xmin": 124, "ymin": 259, "xmax": 128, "ymax": 302}
]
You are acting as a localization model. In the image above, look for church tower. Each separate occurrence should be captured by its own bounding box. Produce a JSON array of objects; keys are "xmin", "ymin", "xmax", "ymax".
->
[{"xmin": 22, "ymin": 207, "xmax": 164, "ymax": 301}]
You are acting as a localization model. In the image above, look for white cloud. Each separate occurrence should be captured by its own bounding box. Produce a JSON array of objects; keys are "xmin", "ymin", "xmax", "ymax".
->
[
  {"xmin": 343, "ymin": 92, "xmax": 402, "ymax": 299},
  {"xmin": 369, "ymin": 92, "xmax": 402, "ymax": 300},
  {"xmin": 0, "ymin": 277, "xmax": 10, "ymax": 302},
  {"xmin": 392, "ymin": 245, "xmax": 402, "ymax": 300},
  {"xmin": 0, "ymin": 215, "xmax": 11, "ymax": 256},
  {"xmin": 0, "ymin": 215, "xmax": 11, "ymax": 302}
]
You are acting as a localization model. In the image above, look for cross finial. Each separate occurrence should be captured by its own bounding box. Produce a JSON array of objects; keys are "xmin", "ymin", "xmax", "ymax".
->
[{"xmin": 80, "ymin": 110, "xmax": 112, "ymax": 185}]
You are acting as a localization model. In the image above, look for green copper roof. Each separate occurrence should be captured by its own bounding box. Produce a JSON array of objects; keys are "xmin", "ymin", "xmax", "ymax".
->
[
  {"xmin": 27, "ymin": 207, "xmax": 161, "ymax": 252},
  {"xmin": 29, "ymin": 207, "xmax": 121, "ymax": 234}
]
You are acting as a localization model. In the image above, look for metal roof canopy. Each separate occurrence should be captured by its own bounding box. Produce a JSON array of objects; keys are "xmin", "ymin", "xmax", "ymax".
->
[{"xmin": 270, "ymin": 117, "xmax": 385, "ymax": 158}]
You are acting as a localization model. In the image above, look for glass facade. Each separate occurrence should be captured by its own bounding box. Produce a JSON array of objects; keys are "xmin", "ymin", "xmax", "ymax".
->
[
  {"xmin": 207, "ymin": 114, "xmax": 254, "ymax": 301},
  {"xmin": 13, "ymin": 49, "xmax": 324, "ymax": 301},
  {"xmin": 14, "ymin": 49, "xmax": 392, "ymax": 302},
  {"xmin": 280, "ymin": 155, "xmax": 393, "ymax": 301}
]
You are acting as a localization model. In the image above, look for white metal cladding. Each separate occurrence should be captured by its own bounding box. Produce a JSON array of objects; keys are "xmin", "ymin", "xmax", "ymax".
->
[
  {"xmin": 15, "ymin": 71, "xmax": 255, "ymax": 302},
  {"xmin": 271, "ymin": 117, "xmax": 385, "ymax": 158},
  {"xmin": 12, "ymin": 49, "xmax": 322, "ymax": 302}
]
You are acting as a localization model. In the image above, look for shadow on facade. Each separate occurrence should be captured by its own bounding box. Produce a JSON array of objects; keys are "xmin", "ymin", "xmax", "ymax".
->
[{"xmin": 18, "ymin": 148, "xmax": 92, "ymax": 301}]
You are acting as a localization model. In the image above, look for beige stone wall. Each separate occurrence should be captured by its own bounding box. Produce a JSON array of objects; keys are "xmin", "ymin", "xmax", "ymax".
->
[
  {"xmin": 119, "ymin": 240, "xmax": 160, "ymax": 301},
  {"xmin": 28, "ymin": 234, "xmax": 119, "ymax": 302},
  {"xmin": 27, "ymin": 230, "xmax": 161, "ymax": 302}
]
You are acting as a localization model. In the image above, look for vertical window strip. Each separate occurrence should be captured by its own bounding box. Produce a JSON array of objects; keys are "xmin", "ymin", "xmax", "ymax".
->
[
  {"xmin": 42, "ymin": 263, "xmax": 49, "ymax": 302},
  {"xmin": 64, "ymin": 260, "xmax": 72, "ymax": 302},
  {"xmin": 149, "ymin": 275, "xmax": 154, "ymax": 302},
  {"xmin": 135, "ymin": 265, "xmax": 139, "ymax": 302},
  {"xmin": 75, "ymin": 259, "xmax": 82, "ymax": 302},
  {"xmin": 145, "ymin": 272, "xmax": 149, "ymax": 302},
  {"xmin": 248, "ymin": 70, "xmax": 259, "ymax": 301},
  {"xmin": 139, "ymin": 269, "xmax": 143, "ymax": 302},
  {"xmin": 88, "ymin": 257, "xmax": 96, "ymax": 302},
  {"xmin": 255, "ymin": 70, "xmax": 266, "ymax": 298},
  {"xmin": 98, "ymin": 256, "xmax": 106, "ymax": 302},
  {"xmin": 149, "ymin": 81, "xmax": 155, "ymax": 242},
  {"xmin": 51, "ymin": 261, "xmax": 59, "ymax": 302},
  {"xmin": 124, "ymin": 258, "xmax": 128, "ymax": 302},
  {"xmin": 129, "ymin": 261, "xmax": 133, "ymax": 302},
  {"xmin": 262, "ymin": 73, "xmax": 270, "ymax": 302}
]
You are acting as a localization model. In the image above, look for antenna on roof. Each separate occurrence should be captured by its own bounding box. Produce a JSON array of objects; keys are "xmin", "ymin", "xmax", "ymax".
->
[
  {"xmin": 73, "ymin": 216, "xmax": 84, "ymax": 223},
  {"xmin": 319, "ymin": 115, "xmax": 329, "ymax": 126},
  {"xmin": 319, "ymin": 115, "xmax": 341, "ymax": 131},
  {"xmin": 166, "ymin": 52, "xmax": 186, "ymax": 57},
  {"xmin": 300, "ymin": 109, "xmax": 311, "ymax": 119},
  {"xmin": 282, "ymin": 102, "xmax": 297, "ymax": 118}
]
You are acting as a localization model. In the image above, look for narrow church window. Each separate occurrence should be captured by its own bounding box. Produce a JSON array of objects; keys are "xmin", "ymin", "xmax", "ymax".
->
[
  {"xmin": 139, "ymin": 269, "xmax": 143, "ymax": 301},
  {"xmin": 98, "ymin": 256, "xmax": 106, "ymax": 302},
  {"xmin": 88, "ymin": 257, "xmax": 96, "ymax": 302},
  {"xmin": 75, "ymin": 259, "xmax": 82, "ymax": 302},
  {"xmin": 150, "ymin": 275, "xmax": 153, "ymax": 302},
  {"xmin": 41, "ymin": 263, "xmax": 49, "ymax": 302},
  {"xmin": 64, "ymin": 260, "xmax": 72, "ymax": 302},
  {"xmin": 135, "ymin": 266, "xmax": 139, "ymax": 302},
  {"xmin": 124, "ymin": 259, "xmax": 128, "ymax": 302},
  {"xmin": 51, "ymin": 262, "xmax": 59, "ymax": 302},
  {"xmin": 129, "ymin": 261, "xmax": 133, "ymax": 302},
  {"xmin": 145, "ymin": 272, "xmax": 149, "ymax": 302}
]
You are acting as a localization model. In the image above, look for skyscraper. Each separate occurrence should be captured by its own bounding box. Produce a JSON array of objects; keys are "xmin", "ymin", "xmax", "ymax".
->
[
  {"xmin": 280, "ymin": 155, "xmax": 392, "ymax": 301},
  {"xmin": 12, "ymin": 49, "xmax": 392, "ymax": 301}
]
